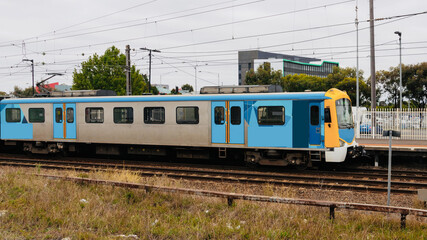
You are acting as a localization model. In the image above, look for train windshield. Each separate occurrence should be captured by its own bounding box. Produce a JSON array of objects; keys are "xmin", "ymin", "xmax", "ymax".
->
[{"xmin": 336, "ymin": 98, "xmax": 353, "ymax": 129}]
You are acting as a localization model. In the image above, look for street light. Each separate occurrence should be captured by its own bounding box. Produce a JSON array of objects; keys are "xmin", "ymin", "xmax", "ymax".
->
[
  {"xmin": 22, "ymin": 59, "xmax": 34, "ymax": 96},
  {"xmin": 183, "ymin": 62, "xmax": 207, "ymax": 94},
  {"xmin": 140, "ymin": 47, "xmax": 161, "ymax": 93},
  {"xmin": 198, "ymin": 70, "xmax": 220, "ymax": 86},
  {"xmin": 394, "ymin": 31, "xmax": 402, "ymax": 110}
]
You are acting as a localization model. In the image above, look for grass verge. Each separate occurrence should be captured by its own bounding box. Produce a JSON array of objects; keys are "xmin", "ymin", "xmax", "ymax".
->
[{"xmin": 0, "ymin": 166, "xmax": 426, "ymax": 239}]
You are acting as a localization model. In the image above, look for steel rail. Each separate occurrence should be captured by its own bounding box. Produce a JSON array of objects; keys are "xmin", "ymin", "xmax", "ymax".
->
[{"xmin": 0, "ymin": 159, "xmax": 423, "ymax": 194}]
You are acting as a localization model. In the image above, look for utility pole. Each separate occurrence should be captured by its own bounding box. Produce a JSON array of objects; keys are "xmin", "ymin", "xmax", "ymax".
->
[
  {"xmin": 125, "ymin": 45, "xmax": 131, "ymax": 96},
  {"xmin": 394, "ymin": 31, "xmax": 402, "ymax": 110},
  {"xmin": 355, "ymin": 2, "xmax": 360, "ymax": 138},
  {"xmin": 23, "ymin": 59, "xmax": 34, "ymax": 96},
  {"xmin": 369, "ymin": 0, "xmax": 376, "ymax": 136},
  {"xmin": 140, "ymin": 47, "xmax": 161, "ymax": 93}
]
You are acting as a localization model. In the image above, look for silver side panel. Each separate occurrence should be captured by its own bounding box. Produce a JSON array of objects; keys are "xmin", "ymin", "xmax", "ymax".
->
[
  {"xmin": 19, "ymin": 103, "xmax": 53, "ymax": 141},
  {"xmin": 76, "ymin": 101, "xmax": 210, "ymax": 147}
]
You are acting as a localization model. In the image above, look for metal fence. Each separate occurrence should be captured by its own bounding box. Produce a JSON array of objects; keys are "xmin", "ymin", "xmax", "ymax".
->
[{"xmin": 355, "ymin": 108, "xmax": 427, "ymax": 140}]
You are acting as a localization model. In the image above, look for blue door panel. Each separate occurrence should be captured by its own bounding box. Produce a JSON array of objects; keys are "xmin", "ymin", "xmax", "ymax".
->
[
  {"xmin": 66, "ymin": 104, "xmax": 76, "ymax": 139},
  {"xmin": 229, "ymin": 101, "xmax": 244, "ymax": 144},
  {"xmin": 211, "ymin": 101, "xmax": 226, "ymax": 143},
  {"xmin": 53, "ymin": 103, "xmax": 76, "ymax": 139},
  {"xmin": 211, "ymin": 101, "xmax": 244, "ymax": 144},
  {"xmin": 53, "ymin": 104, "xmax": 64, "ymax": 139},
  {"xmin": 309, "ymin": 102, "xmax": 321, "ymax": 146}
]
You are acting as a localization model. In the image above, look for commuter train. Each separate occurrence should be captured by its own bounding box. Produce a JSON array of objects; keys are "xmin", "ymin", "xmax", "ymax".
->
[{"xmin": 0, "ymin": 88, "xmax": 360, "ymax": 168}]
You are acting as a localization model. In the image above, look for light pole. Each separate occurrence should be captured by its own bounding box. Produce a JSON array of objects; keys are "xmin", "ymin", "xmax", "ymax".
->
[
  {"xmin": 183, "ymin": 62, "xmax": 207, "ymax": 94},
  {"xmin": 394, "ymin": 31, "xmax": 402, "ymax": 110},
  {"xmin": 23, "ymin": 59, "xmax": 34, "ymax": 96},
  {"xmin": 140, "ymin": 47, "xmax": 161, "ymax": 93}
]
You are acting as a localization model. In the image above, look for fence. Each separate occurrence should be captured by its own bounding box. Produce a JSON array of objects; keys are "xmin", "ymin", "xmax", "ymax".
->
[{"xmin": 355, "ymin": 108, "xmax": 427, "ymax": 140}]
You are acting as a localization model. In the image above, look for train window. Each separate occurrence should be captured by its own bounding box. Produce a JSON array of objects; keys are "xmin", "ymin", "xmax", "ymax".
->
[
  {"xmin": 55, "ymin": 108, "xmax": 63, "ymax": 123},
  {"xmin": 310, "ymin": 106, "xmax": 319, "ymax": 125},
  {"xmin": 114, "ymin": 107, "xmax": 133, "ymax": 124},
  {"xmin": 257, "ymin": 106, "xmax": 285, "ymax": 125},
  {"xmin": 176, "ymin": 107, "xmax": 199, "ymax": 124},
  {"xmin": 324, "ymin": 108, "xmax": 331, "ymax": 123},
  {"xmin": 29, "ymin": 108, "xmax": 45, "ymax": 123},
  {"xmin": 230, "ymin": 107, "xmax": 241, "ymax": 125},
  {"xmin": 6, "ymin": 108, "xmax": 21, "ymax": 122},
  {"xmin": 144, "ymin": 107, "xmax": 165, "ymax": 124},
  {"xmin": 66, "ymin": 108, "xmax": 74, "ymax": 123},
  {"xmin": 85, "ymin": 107, "xmax": 104, "ymax": 123},
  {"xmin": 214, "ymin": 107, "xmax": 224, "ymax": 125}
]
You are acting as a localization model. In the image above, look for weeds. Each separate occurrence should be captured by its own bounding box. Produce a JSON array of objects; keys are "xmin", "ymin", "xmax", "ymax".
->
[{"xmin": 0, "ymin": 166, "xmax": 426, "ymax": 239}]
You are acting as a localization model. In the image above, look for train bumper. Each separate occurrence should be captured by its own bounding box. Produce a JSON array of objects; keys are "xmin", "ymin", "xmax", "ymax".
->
[{"xmin": 325, "ymin": 141, "xmax": 361, "ymax": 163}]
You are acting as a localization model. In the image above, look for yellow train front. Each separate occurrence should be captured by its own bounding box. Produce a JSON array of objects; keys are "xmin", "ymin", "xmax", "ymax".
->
[{"xmin": 323, "ymin": 88, "xmax": 360, "ymax": 163}]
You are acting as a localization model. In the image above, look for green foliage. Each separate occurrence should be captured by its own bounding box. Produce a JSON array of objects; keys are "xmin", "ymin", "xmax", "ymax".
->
[
  {"xmin": 245, "ymin": 62, "xmax": 282, "ymax": 85},
  {"xmin": 72, "ymin": 46, "xmax": 149, "ymax": 95},
  {"xmin": 181, "ymin": 84, "xmax": 194, "ymax": 92},
  {"xmin": 376, "ymin": 62, "xmax": 427, "ymax": 108},
  {"xmin": 11, "ymin": 86, "xmax": 33, "ymax": 97}
]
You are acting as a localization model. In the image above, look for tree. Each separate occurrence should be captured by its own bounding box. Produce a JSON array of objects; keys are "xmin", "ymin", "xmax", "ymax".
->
[
  {"xmin": 73, "ymin": 46, "xmax": 149, "ymax": 95},
  {"xmin": 11, "ymin": 86, "xmax": 33, "ymax": 97},
  {"xmin": 374, "ymin": 62, "xmax": 427, "ymax": 108},
  {"xmin": 245, "ymin": 62, "xmax": 282, "ymax": 85},
  {"xmin": 181, "ymin": 84, "xmax": 193, "ymax": 92}
]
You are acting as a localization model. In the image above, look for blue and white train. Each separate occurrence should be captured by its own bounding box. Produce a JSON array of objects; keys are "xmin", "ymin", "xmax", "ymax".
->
[{"xmin": 0, "ymin": 88, "xmax": 360, "ymax": 167}]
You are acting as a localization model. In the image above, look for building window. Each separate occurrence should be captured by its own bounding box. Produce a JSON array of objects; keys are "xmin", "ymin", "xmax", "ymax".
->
[
  {"xmin": 230, "ymin": 106, "xmax": 241, "ymax": 125},
  {"xmin": 85, "ymin": 108, "xmax": 104, "ymax": 123},
  {"xmin": 29, "ymin": 108, "xmax": 44, "ymax": 123},
  {"xmin": 257, "ymin": 106, "xmax": 285, "ymax": 125},
  {"xmin": 66, "ymin": 108, "xmax": 74, "ymax": 123},
  {"xmin": 144, "ymin": 107, "xmax": 165, "ymax": 124},
  {"xmin": 113, "ymin": 107, "xmax": 133, "ymax": 124},
  {"xmin": 6, "ymin": 108, "xmax": 21, "ymax": 122},
  {"xmin": 176, "ymin": 107, "xmax": 199, "ymax": 124}
]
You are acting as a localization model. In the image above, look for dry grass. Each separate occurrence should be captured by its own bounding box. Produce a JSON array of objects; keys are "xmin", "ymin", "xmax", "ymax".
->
[{"xmin": 0, "ymin": 166, "xmax": 426, "ymax": 239}]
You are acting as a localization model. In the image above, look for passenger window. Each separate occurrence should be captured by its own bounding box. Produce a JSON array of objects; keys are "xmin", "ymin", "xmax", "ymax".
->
[
  {"xmin": 66, "ymin": 108, "xmax": 74, "ymax": 123},
  {"xmin": 114, "ymin": 107, "xmax": 133, "ymax": 124},
  {"xmin": 144, "ymin": 107, "xmax": 165, "ymax": 124},
  {"xmin": 176, "ymin": 107, "xmax": 199, "ymax": 124},
  {"xmin": 85, "ymin": 107, "xmax": 104, "ymax": 123},
  {"xmin": 230, "ymin": 106, "xmax": 241, "ymax": 125},
  {"xmin": 6, "ymin": 108, "xmax": 21, "ymax": 122},
  {"xmin": 310, "ymin": 106, "xmax": 319, "ymax": 125},
  {"xmin": 257, "ymin": 106, "xmax": 285, "ymax": 125},
  {"xmin": 214, "ymin": 107, "xmax": 224, "ymax": 125},
  {"xmin": 324, "ymin": 108, "xmax": 331, "ymax": 123},
  {"xmin": 29, "ymin": 108, "xmax": 45, "ymax": 123},
  {"xmin": 55, "ymin": 108, "xmax": 63, "ymax": 123}
]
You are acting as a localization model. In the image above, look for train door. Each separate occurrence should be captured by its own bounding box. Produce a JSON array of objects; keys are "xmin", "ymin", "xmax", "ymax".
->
[
  {"xmin": 211, "ymin": 101, "xmax": 244, "ymax": 144},
  {"xmin": 53, "ymin": 103, "xmax": 76, "ymax": 139},
  {"xmin": 309, "ymin": 102, "xmax": 321, "ymax": 145}
]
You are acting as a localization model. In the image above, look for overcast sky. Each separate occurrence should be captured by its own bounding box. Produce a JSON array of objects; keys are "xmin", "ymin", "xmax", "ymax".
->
[{"xmin": 0, "ymin": 0, "xmax": 426, "ymax": 93}]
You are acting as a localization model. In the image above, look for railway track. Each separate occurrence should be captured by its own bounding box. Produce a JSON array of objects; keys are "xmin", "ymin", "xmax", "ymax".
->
[{"xmin": 0, "ymin": 155, "xmax": 426, "ymax": 194}]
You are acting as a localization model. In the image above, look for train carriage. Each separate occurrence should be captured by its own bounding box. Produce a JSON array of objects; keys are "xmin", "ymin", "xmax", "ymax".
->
[{"xmin": 0, "ymin": 88, "xmax": 359, "ymax": 167}]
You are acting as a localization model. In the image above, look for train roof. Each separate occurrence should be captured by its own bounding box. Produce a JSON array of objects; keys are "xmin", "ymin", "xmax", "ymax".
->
[{"xmin": 0, "ymin": 91, "xmax": 330, "ymax": 104}]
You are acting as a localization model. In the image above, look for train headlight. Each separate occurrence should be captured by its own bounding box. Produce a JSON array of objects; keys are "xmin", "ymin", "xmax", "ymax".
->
[{"xmin": 339, "ymin": 139, "xmax": 346, "ymax": 147}]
